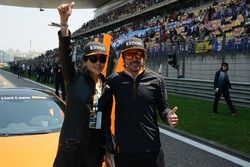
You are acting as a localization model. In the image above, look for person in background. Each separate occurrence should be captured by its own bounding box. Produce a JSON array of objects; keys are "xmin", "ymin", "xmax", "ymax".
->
[
  {"xmin": 213, "ymin": 62, "xmax": 239, "ymax": 116},
  {"xmin": 104, "ymin": 37, "xmax": 179, "ymax": 167},
  {"xmin": 54, "ymin": 63, "xmax": 66, "ymax": 101},
  {"xmin": 53, "ymin": 2, "xmax": 111, "ymax": 167},
  {"xmin": 27, "ymin": 64, "xmax": 32, "ymax": 78},
  {"xmin": 17, "ymin": 63, "xmax": 23, "ymax": 79}
]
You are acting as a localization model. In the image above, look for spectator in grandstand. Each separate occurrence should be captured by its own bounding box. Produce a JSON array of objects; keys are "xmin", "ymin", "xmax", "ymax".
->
[
  {"xmin": 213, "ymin": 62, "xmax": 239, "ymax": 116},
  {"xmin": 104, "ymin": 37, "xmax": 179, "ymax": 167},
  {"xmin": 54, "ymin": 63, "xmax": 66, "ymax": 101},
  {"xmin": 53, "ymin": 2, "xmax": 110, "ymax": 167}
]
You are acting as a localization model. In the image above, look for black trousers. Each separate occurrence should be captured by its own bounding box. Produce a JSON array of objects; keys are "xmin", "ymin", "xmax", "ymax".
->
[
  {"xmin": 213, "ymin": 89, "xmax": 236, "ymax": 113},
  {"xmin": 115, "ymin": 149, "xmax": 165, "ymax": 167}
]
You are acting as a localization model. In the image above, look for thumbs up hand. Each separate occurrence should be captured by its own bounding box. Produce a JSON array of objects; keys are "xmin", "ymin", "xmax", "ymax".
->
[
  {"xmin": 58, "ymin": 2, "xmax": 75, "ymax": 25},
  {"xmin": 167, "ymin": 106, "xmax": 178, "ymax": 128},
  {"xmin": 104, "ymin": 151, "xmax": 115, "ymax": 167}
]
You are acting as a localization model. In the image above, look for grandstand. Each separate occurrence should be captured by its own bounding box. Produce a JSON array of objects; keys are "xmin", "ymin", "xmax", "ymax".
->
[
  {"xmin": 22, "ymin": 0, "xmax": 250, "ymax": 107},
  {"xmin": 70, "ymin": 0, "xmax": 250, "ymax": 82}
]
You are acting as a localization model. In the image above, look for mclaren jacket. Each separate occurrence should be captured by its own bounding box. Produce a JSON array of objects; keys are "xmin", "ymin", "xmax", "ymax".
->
[{"xmin": 104, "ymin": 69, "xmax": 170, "ymax": 154}]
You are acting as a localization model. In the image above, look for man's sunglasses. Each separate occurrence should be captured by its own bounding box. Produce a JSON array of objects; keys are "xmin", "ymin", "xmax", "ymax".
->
[
  {"xmin": 86, "ymin": 55, "xmax": 107, "ymax": 63},
  {"xmin": 123, "ymin": 51, "xmax": 144, "ymax": 60}
]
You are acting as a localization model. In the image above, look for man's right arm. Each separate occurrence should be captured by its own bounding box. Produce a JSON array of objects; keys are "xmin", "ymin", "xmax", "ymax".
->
[
  {"xmin": 102, "ymin": 83, "xmax": 115, "ymax": 153},
  {"xmin": 101, "ymin": 78, "xmax": 116, "ymax": 167}
]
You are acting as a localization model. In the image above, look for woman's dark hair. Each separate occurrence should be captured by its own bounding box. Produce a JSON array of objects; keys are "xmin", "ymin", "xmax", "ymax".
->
[{"xmin": 220, "ymin": 62, "xmax": 229, "ymax": 71}]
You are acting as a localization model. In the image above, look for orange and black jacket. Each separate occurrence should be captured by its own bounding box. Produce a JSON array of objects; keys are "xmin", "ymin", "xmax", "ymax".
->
[
  {"xmin": 53, "ymin": 31, "xmax": 111, "ymax": 167},
  {"xmin": 104, "ymin": 70, "xmax": 170, "ymax": 154}
]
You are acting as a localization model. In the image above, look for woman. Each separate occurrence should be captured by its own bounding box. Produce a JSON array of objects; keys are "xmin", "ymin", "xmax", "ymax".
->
[{"xmin": 53, "ymin": 2, "xmax": 112, "ymax": 167}]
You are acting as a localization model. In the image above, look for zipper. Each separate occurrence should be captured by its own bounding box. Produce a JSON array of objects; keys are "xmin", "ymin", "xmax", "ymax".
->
[{"xmin": 132, "ymin": 79, "xmax": 136, "ymax": 98}]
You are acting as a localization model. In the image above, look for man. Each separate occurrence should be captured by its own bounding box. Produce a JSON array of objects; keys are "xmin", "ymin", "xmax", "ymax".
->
[
  {"xmin": 104, "ymin": 37, "xmax": 178, "ymax": 167},
  {"xmin": 213, "ymin": 62, "xmax": 238, "ymax": 116}
]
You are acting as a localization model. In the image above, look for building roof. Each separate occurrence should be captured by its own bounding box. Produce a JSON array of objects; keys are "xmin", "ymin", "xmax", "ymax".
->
[{"xmin": 0, "ymin": 0, "xmax": 111, "ymax": 9}]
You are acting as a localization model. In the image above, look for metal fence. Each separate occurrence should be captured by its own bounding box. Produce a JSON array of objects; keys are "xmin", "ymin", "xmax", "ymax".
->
[{"xmin": 165, "ymin": 77, "xmax": 250, "ymax": 108}]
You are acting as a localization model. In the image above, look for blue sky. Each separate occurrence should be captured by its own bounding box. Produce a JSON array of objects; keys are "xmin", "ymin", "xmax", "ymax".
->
[{"xmin": 0, "ymin": 5, "xmax": 95, "ymax": 52}]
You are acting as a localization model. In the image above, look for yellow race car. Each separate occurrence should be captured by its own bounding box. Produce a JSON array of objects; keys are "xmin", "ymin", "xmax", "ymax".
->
[{"xmin": 0, "ymin": 88, "xmax": 65, "ymax": 167}]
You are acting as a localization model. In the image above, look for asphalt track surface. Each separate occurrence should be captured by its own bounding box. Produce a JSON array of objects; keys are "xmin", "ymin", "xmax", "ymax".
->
[{"xmin": 1, "ymin": 69, "xmax": 250, "ymax": 167}]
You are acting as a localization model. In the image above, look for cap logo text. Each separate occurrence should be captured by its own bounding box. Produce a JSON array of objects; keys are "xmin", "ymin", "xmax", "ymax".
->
[
  {"xmin": 90, "ymin": 45, "xmax": 106, "ymax": 52},
  {"xmin": 126, "ymin": 41, "xmax": 143, "ymax": 47}
]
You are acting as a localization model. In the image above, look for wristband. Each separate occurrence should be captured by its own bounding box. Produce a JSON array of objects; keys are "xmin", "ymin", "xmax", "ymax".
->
[{"xmin": 60, "ymin": 23, "xmax": 69, "ymax": 27}]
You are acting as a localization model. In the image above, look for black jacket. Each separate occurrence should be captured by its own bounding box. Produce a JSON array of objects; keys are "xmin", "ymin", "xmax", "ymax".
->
[
  {"xmin": 53, "ymin": 31, "xmax": 109, "ymax": 167},
  {"xmin": 104, "ymin": 70, "xmax": 170, "ymax": 154},
  {"xmin": 214, "ymin": 70, "xmax": 232, "ymax": 90}
]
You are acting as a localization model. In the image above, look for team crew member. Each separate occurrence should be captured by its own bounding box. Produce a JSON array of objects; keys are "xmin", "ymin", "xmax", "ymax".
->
[
  {"xmin": 213, "ymin": 62, "xmax": 238, "ymax": 116},
  {"xmin": 53, "ymin": 2, "xmax": 111, "ymax": 167},
  {"xmin": 104, "ymin": 37, "xmax": 179, "ymax": 167}
]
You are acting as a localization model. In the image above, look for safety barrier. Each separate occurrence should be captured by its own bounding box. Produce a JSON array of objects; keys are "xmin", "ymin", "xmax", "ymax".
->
[{"xmin": 165, "ymin": 77, "xmax": 250, "ymax": 108}]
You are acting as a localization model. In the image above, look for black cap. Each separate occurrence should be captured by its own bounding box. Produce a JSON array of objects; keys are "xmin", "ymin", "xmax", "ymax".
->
[
  {"xmin": 83, "ymin": 42, "xmax": 108, "ymax": 57},
  {"xmin": 121, "ymin": 37, "xmax": 145, "ymax": 53}
]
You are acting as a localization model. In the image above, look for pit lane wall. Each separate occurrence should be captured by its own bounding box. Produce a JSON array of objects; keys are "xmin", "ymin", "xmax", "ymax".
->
[{"xmin": 147, "ymin": 52, "xmax": 250, "ymax": 108}]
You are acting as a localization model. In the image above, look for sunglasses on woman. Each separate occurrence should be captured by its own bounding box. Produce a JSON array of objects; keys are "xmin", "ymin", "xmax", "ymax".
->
[
  {"xmin": 86, "ymin": 54, "xmax": 107, "ymax": 63},
  {"xmin": 123, "ymin": 51, "xmax": 144, "ymax": 60}
]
